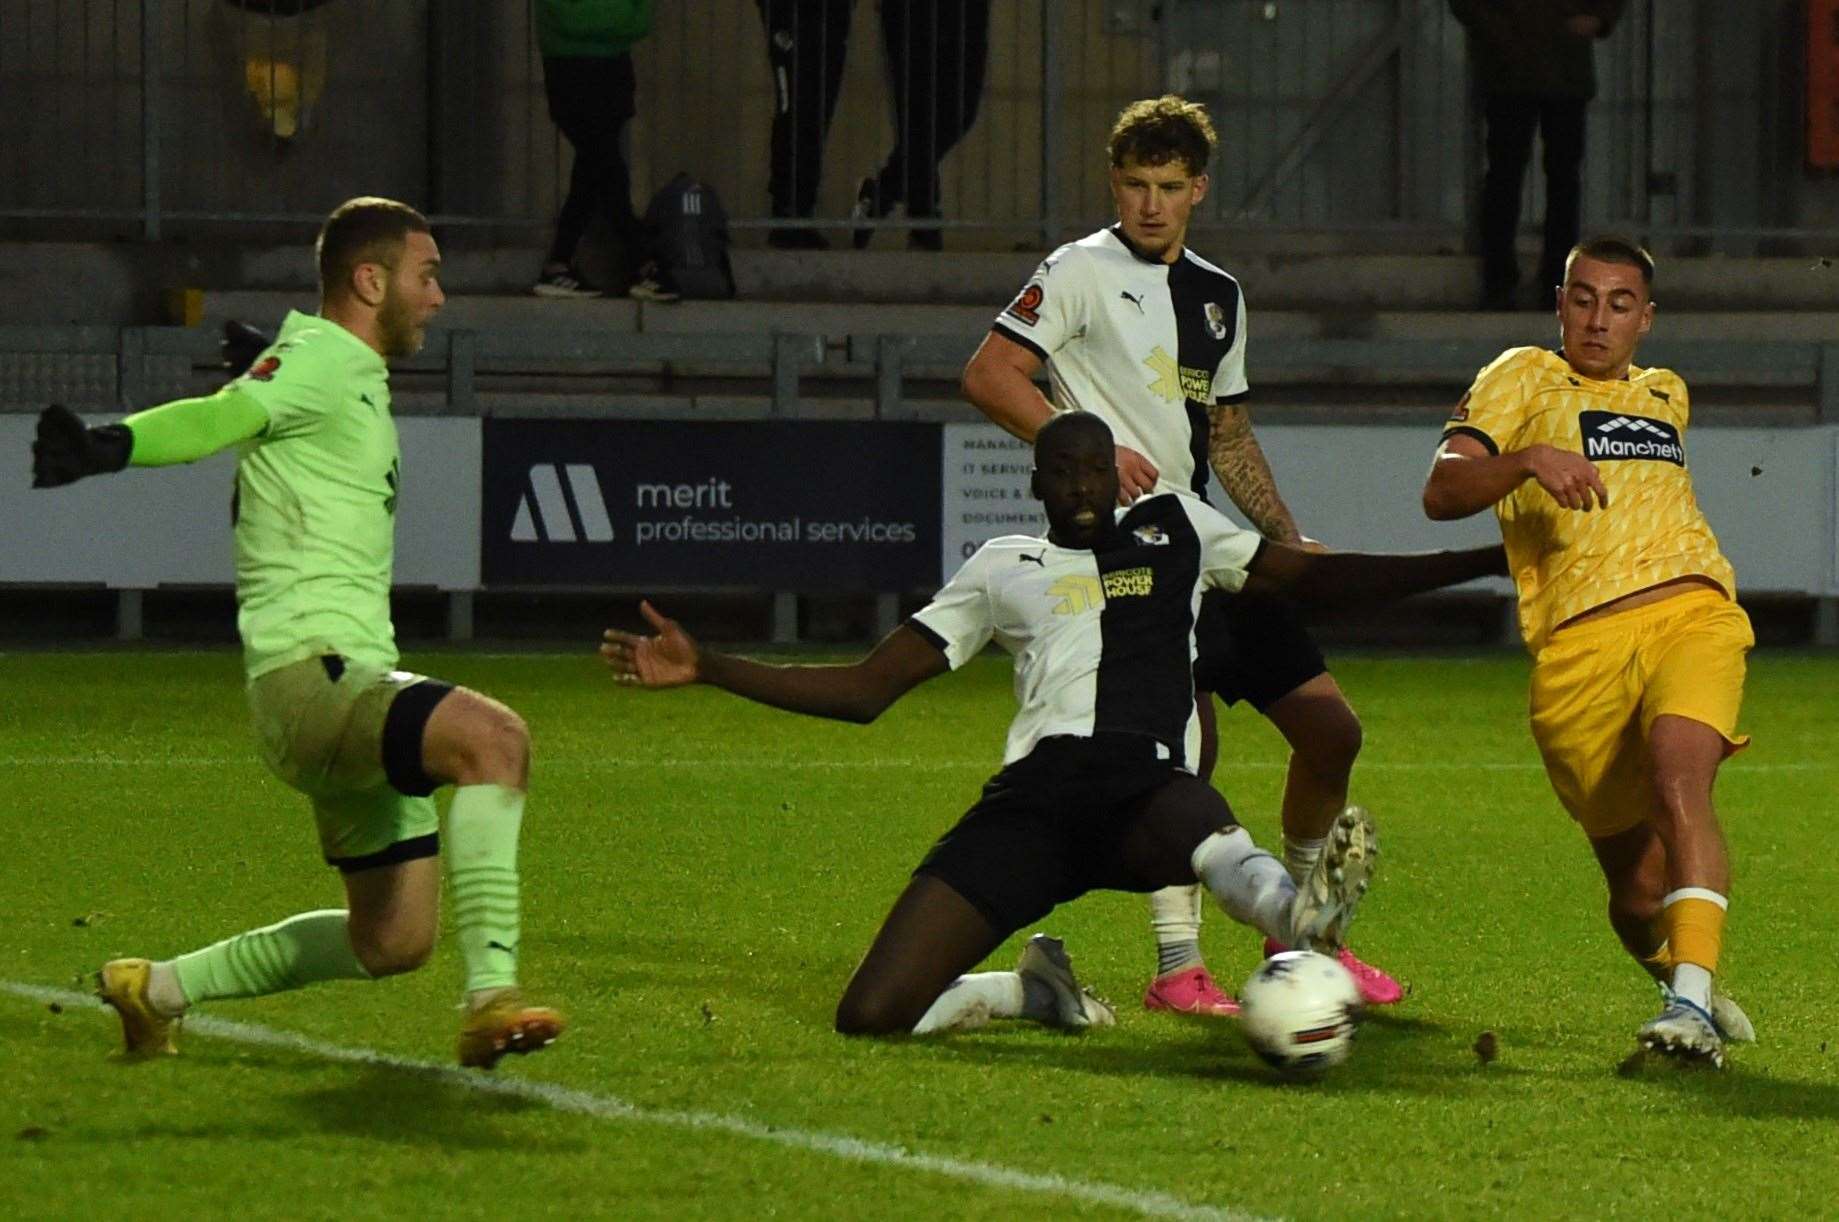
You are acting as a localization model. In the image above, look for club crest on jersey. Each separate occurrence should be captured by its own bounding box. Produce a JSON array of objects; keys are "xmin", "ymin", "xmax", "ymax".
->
[
  {"xmin": 1579, "ymin": 410, "xmax": 1685, "ymax": 466},
  {"xmin": 1132, "ymin": 524, "xmax": 1170, "ymax": 547},
  {"xmin": 1204, "ymin": 302, "xmax": 1227, "ymax": 340},
  {"xmin": 1006, "ymin": 283, "xmax": 1044, "ymax": 326}
]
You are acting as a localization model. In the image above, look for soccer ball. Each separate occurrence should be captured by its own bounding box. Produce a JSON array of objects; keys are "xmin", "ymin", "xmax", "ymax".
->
[{"xmin": 1239, "ymin": 950, "xmax": 1362, "ymax": 1080}]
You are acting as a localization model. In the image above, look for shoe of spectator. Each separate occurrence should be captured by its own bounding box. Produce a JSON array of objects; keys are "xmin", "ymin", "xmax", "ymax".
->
[
  {"xmin": 767, "ymin": 226, "xmax": 830, "ymax": 251},
  {"xmin": 533, "ymin": 267, "xmax": 603, "ymax": 299},
  {"xmin": 628, "ymin": 276, "xmax": 680, "ymax": 303}
]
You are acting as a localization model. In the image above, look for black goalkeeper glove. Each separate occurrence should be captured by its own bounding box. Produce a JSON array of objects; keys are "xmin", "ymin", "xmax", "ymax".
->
[
  {"xmin": 221, "ymin": 319, "xmax": 273, "ymax": 377},
  {"xmin": 31, "ymin": 404, "xmax": 132, "ymax": 488}
]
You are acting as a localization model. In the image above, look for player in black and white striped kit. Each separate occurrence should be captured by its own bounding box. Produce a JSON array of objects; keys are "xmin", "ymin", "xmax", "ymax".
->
[
  {"xmin": 962, "ymin": 95, "xmax": 1403, "ymax": 1014},
  {"xmin": 602, "ymin": 414, "xmax": 1504, "ymax": 1037}
]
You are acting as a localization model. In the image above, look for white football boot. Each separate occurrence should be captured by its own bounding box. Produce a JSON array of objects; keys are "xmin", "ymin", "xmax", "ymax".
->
[
  {"xmin": 1637, "ymin": 992, "xmax": 1725, "ymax": 1069},
  {"xmin": 1015, "ymin": 934, "xmax": 1115, "ymax": 1029},
  {"xmin": 1287, "ymin": 805, "xmax": 1378, "ymax": 953}
]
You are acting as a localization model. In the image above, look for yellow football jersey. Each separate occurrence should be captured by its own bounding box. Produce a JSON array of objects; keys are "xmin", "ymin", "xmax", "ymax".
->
[{"xmin": 1442, "ymin": 346, "xmax": 1736, "ymax": 651}]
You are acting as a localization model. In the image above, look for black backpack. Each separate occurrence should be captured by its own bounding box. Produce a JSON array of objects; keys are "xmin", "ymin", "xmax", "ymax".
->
[{"xmin": 645, "ymin": 172, "xmax": 736, "ymax": 300}]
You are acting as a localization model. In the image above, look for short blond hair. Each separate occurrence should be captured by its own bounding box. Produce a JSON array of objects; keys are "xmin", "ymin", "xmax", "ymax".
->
[{"xmin": 1108, "ymin": 95, "xmax": 1217, "ymax": 175}]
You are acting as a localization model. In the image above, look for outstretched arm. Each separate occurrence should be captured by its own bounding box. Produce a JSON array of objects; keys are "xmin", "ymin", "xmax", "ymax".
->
[
  {"xmin": 1422, "ymin": 431, "xmax": 1609, "ymax": 520},
  {"xmin": 31, "ymin": 387, "xmax": 270, "ymax": 488},
  {"xmin": 601, "ymin": 600, "xmax": 950, "ymax": 724},
  {"xmin": 1243, "ymin": 538, "xmax": 1508, "ymax": 607}
]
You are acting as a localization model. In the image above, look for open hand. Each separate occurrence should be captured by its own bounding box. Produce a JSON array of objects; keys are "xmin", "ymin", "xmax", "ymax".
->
[{"xmin": 600, "ymin": 600, "xmax": 701, "ymax": 687}]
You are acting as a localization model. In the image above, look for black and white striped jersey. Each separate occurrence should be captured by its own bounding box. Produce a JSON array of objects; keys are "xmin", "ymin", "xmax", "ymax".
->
[
  {"xmin": 992, "ymin": 226, "xmax": 1249, "ymax": 500},
  {"xmin": 908, "ymin": 492, "xmax": 1263, "ymax": 771}
]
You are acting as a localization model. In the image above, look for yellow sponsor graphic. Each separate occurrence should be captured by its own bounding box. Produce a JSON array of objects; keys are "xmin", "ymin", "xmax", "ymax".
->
[
  {"xmin": 1102, "ymin": 566, "xmax": 1154, "ymax": 598},
  {"xmin": 1047, "ymin": 574, "xmax": 1104, "ymax": 615},
  {"xmin": 1143, "ymin": 345, "xmax": 1214, "ymax": 403}
]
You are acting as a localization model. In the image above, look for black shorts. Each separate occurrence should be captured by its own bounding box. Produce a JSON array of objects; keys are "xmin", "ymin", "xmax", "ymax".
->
[
  {"xmin": 1191, "ymin": 589, "xmax": 1328, "ymax": 712},
  {"xmin": 914, "ymin": 734, "xmax": 1186, "ymax": 936}
]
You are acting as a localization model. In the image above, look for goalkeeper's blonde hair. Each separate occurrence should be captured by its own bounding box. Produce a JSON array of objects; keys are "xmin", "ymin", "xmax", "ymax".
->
[{"xmin": 1108, "ymin": 95, "xmax": 1217, "ymax": 176}]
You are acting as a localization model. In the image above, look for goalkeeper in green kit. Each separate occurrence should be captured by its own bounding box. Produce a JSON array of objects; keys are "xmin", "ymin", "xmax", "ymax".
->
[{"xmin": 31, "ymin": 197, "xmax": 563, "ymax": 1070}]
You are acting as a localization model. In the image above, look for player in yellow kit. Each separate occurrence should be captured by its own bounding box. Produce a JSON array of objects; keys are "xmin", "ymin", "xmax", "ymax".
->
[{"xmin": 1421, "ymin": 236, "xmax": 1754, "ymax": 1068}]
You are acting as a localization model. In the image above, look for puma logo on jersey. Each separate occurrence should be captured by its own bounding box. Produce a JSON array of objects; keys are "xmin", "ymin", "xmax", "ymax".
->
[
  {"xmin": 1019, "ymin": 550, "xmax": 1047, "ymax": 567},
  {"xmin": 1119, "ymin": 290, "xmax": 1144, "ymax": 313}
]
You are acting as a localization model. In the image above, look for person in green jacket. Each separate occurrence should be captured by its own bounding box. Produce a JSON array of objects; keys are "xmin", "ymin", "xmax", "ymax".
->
[{"xmin": 533, "ymin": 0, "xmax": 674, "ymax": 300}]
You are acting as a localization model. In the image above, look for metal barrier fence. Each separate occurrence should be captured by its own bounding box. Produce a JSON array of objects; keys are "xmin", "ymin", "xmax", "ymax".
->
[
  {"xmin": 2, "ymin": 323, "xmax": 1835, "ymax": 423},
  {"xmin": 0, "ymin": 1, "xmax": 1825, "ymax": 247}
]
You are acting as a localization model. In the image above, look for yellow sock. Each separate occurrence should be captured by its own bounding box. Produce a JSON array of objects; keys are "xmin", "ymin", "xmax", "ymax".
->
[
  {"xmin": 1642, "ymin": 939, "xmax": 1674, "ymax": 975},
  {"xmin": 1662, "ymin": 889, "xmax": 1728, "ymax": 974}
]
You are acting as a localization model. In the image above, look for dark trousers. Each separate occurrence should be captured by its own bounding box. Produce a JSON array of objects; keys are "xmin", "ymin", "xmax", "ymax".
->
[
  {"xmin": 1480, "ymin": 94, "xmax": 1587, "ymax": 298},
  {"xmin": 869, "ymin": 0, "xmax": 991, "ymax": 218},
  {"xmin": 543, "ymin": 54, "xmax": 644, "ymax": 282},
  {"xmin": 756, "ymin": 0, "xmax": 854, "ymax": 219}
]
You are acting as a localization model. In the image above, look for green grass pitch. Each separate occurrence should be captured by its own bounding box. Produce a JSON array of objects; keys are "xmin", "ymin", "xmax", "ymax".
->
[{"xmin": 5, "ymin": 646, "xmax": 1839, "ymax": 1219}]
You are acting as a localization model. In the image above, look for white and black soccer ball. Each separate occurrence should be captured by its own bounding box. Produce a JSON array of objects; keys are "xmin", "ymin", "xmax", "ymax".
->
[{"xmin": 1239, "ymin": 950, "xmax": 1362, "ymax": 1080}]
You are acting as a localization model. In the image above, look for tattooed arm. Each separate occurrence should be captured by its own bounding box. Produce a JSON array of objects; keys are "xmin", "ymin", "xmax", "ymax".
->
[{"xmin": 1206, "ymin": 401, "xmax": 1304, "ymax": 544}]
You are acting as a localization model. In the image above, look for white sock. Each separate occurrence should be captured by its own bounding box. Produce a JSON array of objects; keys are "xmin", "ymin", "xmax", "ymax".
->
[
  {"xmin": 1282, "ymin": 834, "xmax": 1327, "ymax": 886},
  {"xmin": 147, "ymin": 960, "xmax": 188, "ymax": 1017},
  {"xmin": 1672, "ymin": 962, "xmax": 1713, "ymax": 1011},
  {"xmin": 1192, "ymin": 827, "xmax": 1297, "ymax": 945},
  {"xmin": 1148, "ymin": 884, "xmax": 1205, "ymax": 977},
  {"xmin": 912, "ymin": 971, "xmax": 1024, "ymax": 1035}
]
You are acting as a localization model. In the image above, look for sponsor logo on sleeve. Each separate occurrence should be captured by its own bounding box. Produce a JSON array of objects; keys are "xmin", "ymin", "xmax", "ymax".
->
[
  {"xmin": 1447, "ymin": 392, "xmax": 1471, "ymax": 424},
  {"xmin": 1006, "ymin": 283, "xmax": 1044, "ymax": 326},
  {"xmin": 246, "ymin": 356, "xmax": 282, "ymax": 382},
  {"xmin": 1204, "ymin": 301, "xmax": 1227, "ymax": 340}
]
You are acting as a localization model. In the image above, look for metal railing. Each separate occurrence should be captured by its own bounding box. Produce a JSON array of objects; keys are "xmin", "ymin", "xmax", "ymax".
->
[
  {"xmin": 0, "ymin": 0, "xmax": 1827, "ymax": 248},
  {"xmin": 3, "ymin": 324, "xmax": 1835, "ymax": 424}
]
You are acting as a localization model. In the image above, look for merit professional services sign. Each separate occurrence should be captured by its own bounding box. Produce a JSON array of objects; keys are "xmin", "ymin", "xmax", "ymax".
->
[{"xmin": 481, "ymin": 419, "xmax": 941, "ymax": 592}]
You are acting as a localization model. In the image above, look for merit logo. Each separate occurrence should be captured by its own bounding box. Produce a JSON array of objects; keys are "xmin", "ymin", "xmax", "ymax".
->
[
  {"xmin": 511, "ymin": 464, "xmax": 615, "ymax": 542},
  {"xmin": 1579, "ymin": 411, "xmax": 1685, "ymax": 467}
]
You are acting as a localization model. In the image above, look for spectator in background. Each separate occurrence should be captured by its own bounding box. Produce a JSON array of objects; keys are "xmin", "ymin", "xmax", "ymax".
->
[
  {"xmin": 534, "ymin": 0, "xmax": 676, "ymax": 301},
  {"xmin": 757, "ymin": 0, "xmax": 856, "ymax": 250},
  {"xmin": 850, "ymin": 0, "xmax": 992, "ymax": 252},
  {"xmin": 1450, "ymin": 0, "xmax": 1625, "ymax": 311}
]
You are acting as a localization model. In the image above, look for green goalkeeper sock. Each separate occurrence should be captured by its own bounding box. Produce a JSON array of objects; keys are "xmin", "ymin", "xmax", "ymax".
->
[
  {"xmin": 447, "ymin": 784, "xmax": 525, "ymax": 995},
  {"xmin": 171, "ymin": 909, "xmax": 370, "ymax": 1004}
]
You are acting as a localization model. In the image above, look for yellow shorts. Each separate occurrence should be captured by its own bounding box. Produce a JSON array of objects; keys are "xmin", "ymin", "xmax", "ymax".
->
[
  {"xmin": 247, "ymin": 654, "xmax": 453, "ymax": 869},
  {"xmin": 1528, "ymin": 587, "xmax": 1752, "ymax": 839}
]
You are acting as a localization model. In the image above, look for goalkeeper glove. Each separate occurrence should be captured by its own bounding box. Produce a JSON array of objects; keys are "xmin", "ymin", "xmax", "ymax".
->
[
  {"xmin": 31, "ymin": 404, "xmax": 132, "ymax": 488},
  {"xmin": 221, "ymin": 319, "xmax": 273, "ymax": 377}
]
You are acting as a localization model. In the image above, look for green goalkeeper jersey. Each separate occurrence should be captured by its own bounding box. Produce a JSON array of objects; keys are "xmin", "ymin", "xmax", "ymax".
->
[{"xmin": 229, "ymin": 310, "xmax": 401, "ymax": 681}]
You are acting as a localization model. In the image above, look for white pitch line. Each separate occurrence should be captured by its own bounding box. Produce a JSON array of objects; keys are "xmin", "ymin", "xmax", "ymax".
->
[
  {"xmin": 1, "ymin": 755, "xmax": 1830, "ymax": 775},
  {"xmin": 3, "ymin": 982, "xmax": 1267, "ymax": 1222}
]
